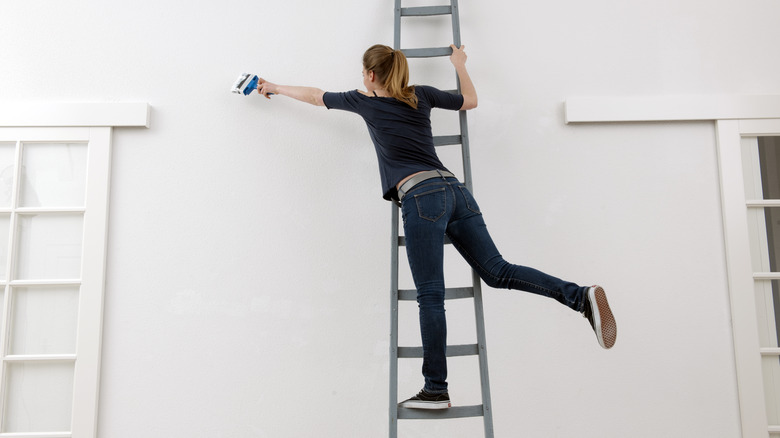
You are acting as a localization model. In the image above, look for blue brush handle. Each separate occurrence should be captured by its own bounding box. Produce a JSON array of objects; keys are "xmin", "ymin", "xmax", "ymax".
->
[{"xmin": 243, "ymin": 75, "xmax": 259, "ymax": 95}]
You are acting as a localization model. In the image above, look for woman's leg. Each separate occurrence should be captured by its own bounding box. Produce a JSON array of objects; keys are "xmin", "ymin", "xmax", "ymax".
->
[
  {"xmin": 446, "ymin": 179, "xmax": 617, "ymax": 348},
  {"xmin": 401, "ymin": 181, "xmax": 454, "ymax": 394},
  {"xmin": 445, "ymin": 180, "xmax": 587, "ymax": 312}
]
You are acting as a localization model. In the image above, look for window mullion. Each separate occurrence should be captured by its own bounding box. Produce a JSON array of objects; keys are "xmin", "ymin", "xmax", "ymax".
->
[{"xmin": 0, "ymin": 139, "xmax": 25, "ymax": 432}]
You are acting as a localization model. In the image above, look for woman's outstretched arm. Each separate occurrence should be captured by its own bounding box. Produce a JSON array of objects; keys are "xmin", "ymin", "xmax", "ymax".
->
[{"xmin": 257, "ymin": 79, "xmax": 326, "ymax": 106}]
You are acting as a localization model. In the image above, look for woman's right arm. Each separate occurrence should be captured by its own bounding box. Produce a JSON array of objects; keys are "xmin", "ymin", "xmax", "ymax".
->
[
  {"xmin": 449, "ymin": 45, "xmax": 477, "ymax": 111},
  {"xmin": 257, "ymin": 79, "xmax": 326, "ymax": 107}
]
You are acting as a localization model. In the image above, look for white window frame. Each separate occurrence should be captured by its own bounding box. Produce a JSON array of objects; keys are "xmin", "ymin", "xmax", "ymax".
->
[
  {"xmin": 0, "ymin": 102, "xmax": 149, "ymax": 438},
  {"xmin": 565, "ymin": 95, "xmax": 780, "ymax": 438}
]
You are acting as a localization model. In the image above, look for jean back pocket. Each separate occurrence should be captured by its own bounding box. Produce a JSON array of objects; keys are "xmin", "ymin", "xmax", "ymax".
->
[
  {"xmin": 414, "ymin": 187, "xmax": 447, "ymax": 222},
  {"xmin": 457, "ymin": 186, "xmax": 481, "ymax": 214}
]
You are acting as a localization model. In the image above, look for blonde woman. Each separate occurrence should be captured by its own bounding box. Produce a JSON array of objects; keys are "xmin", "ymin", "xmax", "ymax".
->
[{"xmin": 257, "ymin": 44, "xmax": 616, "ymax": 409}]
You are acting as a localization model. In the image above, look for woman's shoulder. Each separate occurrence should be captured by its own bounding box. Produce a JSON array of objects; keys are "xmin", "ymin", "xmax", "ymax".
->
[
  {"xmin": 415, "ymin": 85, "xmax": 446, "ymax": 95},
  {"xmin": 414, "ymin": 85, "xmax": 448, "ymax": 101}
]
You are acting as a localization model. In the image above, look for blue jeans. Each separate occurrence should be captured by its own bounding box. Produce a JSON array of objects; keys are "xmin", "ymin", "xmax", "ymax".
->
[{"xmin": 400, "ymin": 176, "xmax": 588, "ymax": 394}]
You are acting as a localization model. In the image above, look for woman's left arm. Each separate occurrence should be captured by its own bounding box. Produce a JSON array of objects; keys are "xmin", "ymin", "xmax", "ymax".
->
[{"xmin": 257, "ymin": 79, "xmax": 326, "ymax": 107}]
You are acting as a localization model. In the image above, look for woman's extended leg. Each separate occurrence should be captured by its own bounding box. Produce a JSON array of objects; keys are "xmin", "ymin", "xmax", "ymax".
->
[
  {"xmin": 444, "ymin": 179, "xmax": 616, "ymax": 348},
  {"xmin": 445, "ymin": 181, "xmax": 587, "ymax": 311}
]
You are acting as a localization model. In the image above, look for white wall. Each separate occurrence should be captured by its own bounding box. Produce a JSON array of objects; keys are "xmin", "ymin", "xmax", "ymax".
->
[{"xmin": 3, "ymin": 0, "xmax": 780, "ymax": 436}]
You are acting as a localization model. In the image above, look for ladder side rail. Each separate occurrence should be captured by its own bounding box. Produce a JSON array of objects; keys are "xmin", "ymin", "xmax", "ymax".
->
[
  {"xmin": 389, "ymin": 205, "xmax": 401, "ymax": 438},
  {"xmin": 391, "ymin": 5, "xmax": 402, "ymax": 437},
  {"xmin": 394, "ymin": 0, "xmax": 402, "ymax": 51},
  {"xmin": 472, "ymin": 272, "xmax": 495, "ymax": 437},
  {"xmin": 451, "ymin": 0, "xmax": 462, "ymax": 48},
  {"xmin": 459, "ymin": 111, "xmax": 473, "ymax": 190},
  {"xmin": 450, "ymin": 0, "xmax": 473, "ymax": 190},
  {"xmin": 451, "ymin": 1, "xmax": 495, "ymax": 436}
]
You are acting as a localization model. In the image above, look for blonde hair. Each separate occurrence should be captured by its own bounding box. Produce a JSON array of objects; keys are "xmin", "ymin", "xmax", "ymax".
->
[{"xmin": 363, "ymin": 44, "xmax": 418, "ymax": 109}]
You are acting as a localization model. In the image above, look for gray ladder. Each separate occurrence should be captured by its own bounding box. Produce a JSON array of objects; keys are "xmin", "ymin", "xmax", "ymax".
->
[{"xmin": 389, "ymin": 0, "xmax": 494, "ymax": 436}]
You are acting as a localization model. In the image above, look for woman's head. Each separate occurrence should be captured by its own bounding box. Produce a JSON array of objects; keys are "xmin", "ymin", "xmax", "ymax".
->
[{"xmin": 362, "ymin": 44, "xmax": 418, "ymax": 109}]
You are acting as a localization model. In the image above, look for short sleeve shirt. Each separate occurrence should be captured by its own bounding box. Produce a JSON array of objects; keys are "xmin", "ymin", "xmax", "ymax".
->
[{"xmin": 323, "ymin": 85, "xmax": 464, "ymax": 200}]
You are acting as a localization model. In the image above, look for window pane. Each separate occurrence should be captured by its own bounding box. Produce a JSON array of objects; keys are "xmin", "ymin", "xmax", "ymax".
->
[
  {"xmin": 16, "ymin": 214, "xmax": 83, "ymax": 280},
  {"xmin": 764, "ymin": 355, "xmax": 780, "ymax": 426},
  {"xmin": 759, "ymin": 280, "xmax": 780, "ymax": 349},
  {"xmin": 10, "ymin": 286, "xmax": 79, "ymax": 355},
  {"xmin": 766, "ymin": 207, "xmax": 780, "ymax": 274},
  {"xmin": 0, "ymin": 143, "xmax": 15, "ymax": 208},
  {"xmin": 3, "ymin": 361, "xmax": 74, "ymax": 433},
  {"xmin": 759, "ymin": 137, "xmax": 780, "ymax": 201},
  {"xmin": 0, "ymin": 289, "xmax": 4, "ymax": 339},
  {"xmin": 759, "ymin": 137, "xmax": 780, "ymax": 351},
  {"xmin": 20, "ymin": 143, "xmax": 87, "ymax": 208},
  {"xmin": 0, "ymin": 214, "xmax": 9, "ymax": 281}
]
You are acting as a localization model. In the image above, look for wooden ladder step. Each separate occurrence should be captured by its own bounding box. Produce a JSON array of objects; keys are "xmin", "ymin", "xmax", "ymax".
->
[
  {"xmin": 400, "ymin": 6, "xmax": 453, "ymax": 17},
  {"xmin": 398, "ymin": 404, "xmax": 485, "ymax": 419},
  {"xmin": 398, "ymin": 287, "xmax": 474, "ymax": 301},
  {"xmin": 398, "ymin": 343, "xmax": 479, "ymax": 358},
  {"xmin": 401, "ymin": 47, "xmax": 453, "ymax": 58}
]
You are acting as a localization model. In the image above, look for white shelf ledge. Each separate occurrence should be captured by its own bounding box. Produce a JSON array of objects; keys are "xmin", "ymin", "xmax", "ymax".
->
[
  {"xmin": 565, "ymin": 95, "xmax": 780, "ymax": 124},
  {"xmin": 0, "ymin": 102, "xmax": 150, "ymax": 127}
]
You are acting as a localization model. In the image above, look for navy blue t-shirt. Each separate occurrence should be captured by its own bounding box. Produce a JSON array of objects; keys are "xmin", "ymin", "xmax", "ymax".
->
[{"xmin": 323, "ymin": 85, "xmax": 464, "ymax": 201}]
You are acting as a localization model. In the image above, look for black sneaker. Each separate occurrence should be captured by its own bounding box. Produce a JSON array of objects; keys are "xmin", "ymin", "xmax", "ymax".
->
[
  {"xmin": 583, "ymin": 285, "xmax": 617, "ymax": 349},
  {"xmin": 399, "ymin": 389, "xmax": 451, "ymax": 409}
]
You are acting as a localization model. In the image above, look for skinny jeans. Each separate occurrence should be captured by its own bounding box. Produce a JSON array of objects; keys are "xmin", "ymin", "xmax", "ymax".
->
[{"xmin": 400, "ymin": 175, "xmax": 588, "ymax": 394}]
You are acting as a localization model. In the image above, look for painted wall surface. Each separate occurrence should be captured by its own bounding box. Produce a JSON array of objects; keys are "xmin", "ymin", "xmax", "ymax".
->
[{"xmin": 3, "ymin": 0, "xmax": 780, "ymax": 436}]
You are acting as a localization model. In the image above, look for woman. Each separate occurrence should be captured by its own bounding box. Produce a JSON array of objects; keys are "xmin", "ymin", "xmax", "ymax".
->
[{"xmin": 257, "ymin": 44, "xmax": 617, "ymax": 409}]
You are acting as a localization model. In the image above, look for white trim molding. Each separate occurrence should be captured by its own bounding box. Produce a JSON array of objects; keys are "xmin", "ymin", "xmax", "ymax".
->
[
  {"xmin": 0, "ymin": 102, "xmax": 148, "ymax": 437},
  {"xmin": 715, "ymin": 119, "xmax": 770, "ymax": 438},
  {"xmin": 0, "ymin": 102, "xmax": 150, "ymax": 127},
  {"xmin": 565, "ymin": 95, "xmax": 780, "ymax": 124}
]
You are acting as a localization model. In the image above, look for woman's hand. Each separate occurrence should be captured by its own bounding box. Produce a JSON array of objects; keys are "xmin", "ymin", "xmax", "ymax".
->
[
  {"xmin": 449, "ymin": 44, "xmax": 467, "ymax": 68},
  {"xmin": 257, "ymin": 78, "xmax": 277, "ymax": 99}
]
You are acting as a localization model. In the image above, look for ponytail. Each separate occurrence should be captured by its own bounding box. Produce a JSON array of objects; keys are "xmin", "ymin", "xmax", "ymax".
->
[{"xmin": 363, "ymin": 45, "xmax": 418, "ymax": 109}]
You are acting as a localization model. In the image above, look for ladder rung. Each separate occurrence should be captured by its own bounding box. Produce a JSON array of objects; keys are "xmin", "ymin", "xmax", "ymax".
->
[
  {"xmin": 398, "ymin": 343, "xmax": 479, "ymax": 358},
  {"xmin": 433, "ymin": 135, "xmax": 462, "ymax": 146},
  {"xmin": 398, "ymin": 287, "xmax": 474, "ymax": 301},
  {"xmin": 401, "ymin": 47, "xmax": 453, "ymax": 58},
  {"xmin": 398, "ymin": 404, "xmax": 485, "ymax": 420},
  {"xmin": 400, "ymin": 6, "xmax": 452, "ymax": 16},
  {"xmin": 398, "ymin": 236, "xmax": 452, "ymax": 246}
]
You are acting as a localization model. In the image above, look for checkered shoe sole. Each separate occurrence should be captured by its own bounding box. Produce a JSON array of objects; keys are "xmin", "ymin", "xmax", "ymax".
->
[{"xmin": 589, "ymin": 286, "xmax": 617, "ymax": 349}]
